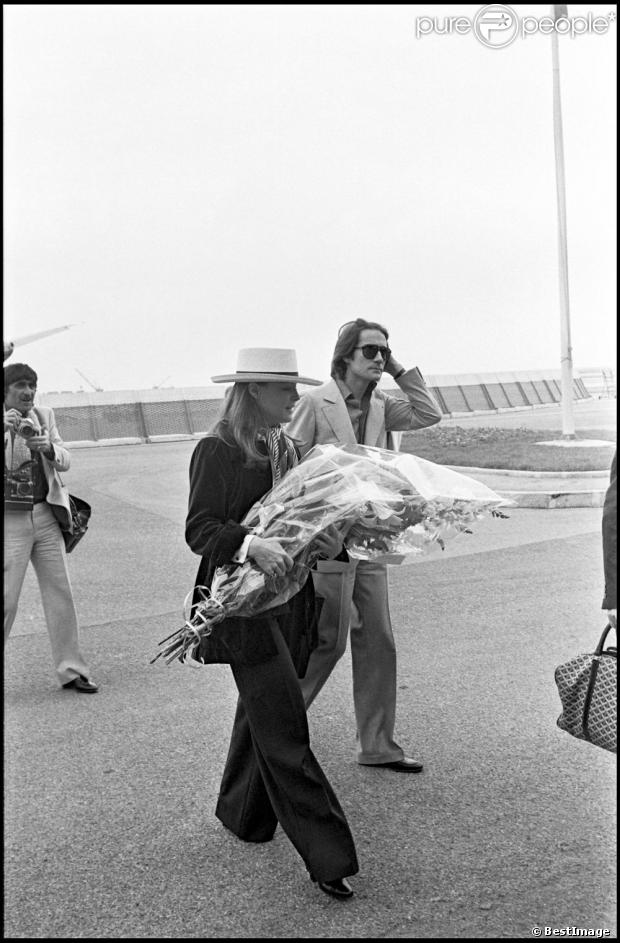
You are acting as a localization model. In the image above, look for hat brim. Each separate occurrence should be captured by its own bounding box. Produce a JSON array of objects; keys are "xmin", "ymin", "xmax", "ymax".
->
[{"xmin": 211, "ymin": 372, "xmax": 321, "ymax": 386}]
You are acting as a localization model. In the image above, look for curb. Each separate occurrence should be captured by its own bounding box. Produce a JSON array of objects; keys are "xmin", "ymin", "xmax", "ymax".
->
[
  {"xmin": 68, "ymin": 437, "xmax": 143, "ymax": 448},
  {"xmin": 65, "ymin": 443, "xmax": 609, "ymax": 508},
  {"xmin": 68, "ymin": 434, "xmax": 210, "ymax": 448},
  {"xmin": 447, "ymin": 464, "xmax": 610, "ymax": 479},
  {"xmin": 445, "ymin": 464, "xmax": 609, "ymax": 509},
  {"xmin": 497, "ymin": 489, "xmax": 606, "ymax": 509}
]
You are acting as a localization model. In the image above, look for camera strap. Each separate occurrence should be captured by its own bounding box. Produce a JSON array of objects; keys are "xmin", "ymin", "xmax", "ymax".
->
[
  {"xmin": 5, "ymin": 428, "xmax": 32, "ymax": 472},
  {"xmin": 4, "ymin": 418, "xmax": 48, "ymax": 510}
]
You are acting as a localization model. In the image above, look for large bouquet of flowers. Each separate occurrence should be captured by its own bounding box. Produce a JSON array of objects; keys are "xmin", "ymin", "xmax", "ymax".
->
[{"xmin": 153, "ymin": 444, "xmax": 511, "ymax": 665}]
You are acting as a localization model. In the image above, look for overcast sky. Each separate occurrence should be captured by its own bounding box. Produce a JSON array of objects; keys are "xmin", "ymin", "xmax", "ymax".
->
[{"xmin": 3, "ymin": 3, "xmax": 617, "ymax": 392}]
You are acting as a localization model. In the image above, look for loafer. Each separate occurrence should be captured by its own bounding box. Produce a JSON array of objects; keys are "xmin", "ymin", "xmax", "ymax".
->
[
  {"xmin": 373, "ymin": 757, "xmax": 423, "ymax": 773},
  {"xmin": 63, "ymin": 675, "xmax": 99, "ymax": 694},
  {"xmin": 317, "ymin": 877, "xmax": 354, "ymax": 899}
]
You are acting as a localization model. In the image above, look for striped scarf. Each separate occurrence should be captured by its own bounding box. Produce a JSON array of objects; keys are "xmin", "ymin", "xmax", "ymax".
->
[{"xmin": 264, "ymin": 425, "xmax": 298, "ymax": 484}]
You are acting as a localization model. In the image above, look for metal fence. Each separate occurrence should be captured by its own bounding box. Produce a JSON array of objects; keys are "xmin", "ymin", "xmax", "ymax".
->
[
  {"xmin": 37, "ymin": 372, "xmax": 592, "ymax": 444},
  {"xmin": 426, "ymin": 376, "xmax": 586, "ymax": 415},
  {"xmin": 42, "ymin": 398, "xmax": 224, "ymax": 443},
  {"xmin": 578, "ymin": 367, "xmax": 616, "ymax": 398}
]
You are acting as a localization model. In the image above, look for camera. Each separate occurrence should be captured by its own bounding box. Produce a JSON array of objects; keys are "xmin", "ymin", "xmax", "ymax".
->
[
  {"xmin": 4, "ymin": 461, "xmax": 36, "ymax": 508},
  {"xmin": 15, "ymin": 417, "xmax": 37, "ymax": 439}
]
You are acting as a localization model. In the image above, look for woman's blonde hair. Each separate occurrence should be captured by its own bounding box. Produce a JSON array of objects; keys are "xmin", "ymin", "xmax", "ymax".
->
[{"xmin": 210, "ymin": 383, "xmax": 271, "ymax": 466}]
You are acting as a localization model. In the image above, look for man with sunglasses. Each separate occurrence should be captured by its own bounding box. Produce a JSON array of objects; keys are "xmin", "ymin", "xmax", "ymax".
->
[{"xmin": 287, "ymin": 318, "xmax": 442, "ymax": 772}]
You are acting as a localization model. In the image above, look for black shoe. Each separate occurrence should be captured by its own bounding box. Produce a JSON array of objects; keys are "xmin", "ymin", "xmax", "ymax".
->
[
  {"xmin": 317, "ymin": 877, "xmax": 354, "ymax": 899},
  {"xmin": 373, "ymin": 757, "xmax": 423, "ymax": 773},
  {"xmin": 62, "ymin": 675, "xmax": 99, "ymax": 694}
]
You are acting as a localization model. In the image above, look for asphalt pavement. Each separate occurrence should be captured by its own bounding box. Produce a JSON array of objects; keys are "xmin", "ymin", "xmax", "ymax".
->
[{"xmin": 3, "ymin": 399, "xmax": 617, "ymax": 939}]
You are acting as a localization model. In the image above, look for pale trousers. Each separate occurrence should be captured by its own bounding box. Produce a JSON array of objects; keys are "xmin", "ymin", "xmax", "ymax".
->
[
  {"xmin": 4, "ymin": 503, "xmax": 91, "ymax": 686},
  {"xmin": 299, "ymin": 558, "xmax": 405, "ymax": 765}
]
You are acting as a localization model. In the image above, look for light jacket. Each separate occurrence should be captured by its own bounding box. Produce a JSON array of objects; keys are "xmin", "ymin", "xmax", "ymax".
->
[
  {"xmin": 4, "ymin": 405, "xmax": 72, "ymax": 529},
  {"xmin": 286, "ymin": 367, "xmax": 442, "ymax": 457}
]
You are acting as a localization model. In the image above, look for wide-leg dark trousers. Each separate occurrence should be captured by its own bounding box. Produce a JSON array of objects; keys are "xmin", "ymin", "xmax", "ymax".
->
[{"xmin": 215, "ymin": 618, "xmax": 359, "ymax": 884}]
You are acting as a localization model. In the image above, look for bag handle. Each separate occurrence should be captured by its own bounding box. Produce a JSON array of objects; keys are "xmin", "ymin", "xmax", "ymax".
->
[
  {"xmin": 595, "ymin": 622, "xmax": 616, "ymax": 656},
  {"xmin": 583, "ymin": 624, "xmax": 616, "ymax": 744}
]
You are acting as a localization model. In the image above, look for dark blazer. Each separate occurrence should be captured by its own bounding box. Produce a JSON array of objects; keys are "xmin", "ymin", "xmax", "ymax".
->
[
  {"xmin": 602, "ymin": 450, "xmax": 617, "ymax": 611},
  {"xmin": 185, "ymin": 434, "xmax": 318, "ymax": 668}
]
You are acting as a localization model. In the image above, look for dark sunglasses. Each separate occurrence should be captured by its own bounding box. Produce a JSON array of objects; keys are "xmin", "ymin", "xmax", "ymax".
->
[{"xmin": 354, "ymin": 344, "xmax": 391, "ymax": 361}]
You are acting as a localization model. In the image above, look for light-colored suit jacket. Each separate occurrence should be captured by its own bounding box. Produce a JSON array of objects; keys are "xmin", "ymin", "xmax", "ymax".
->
[
  {"xmin": 287, "ymin": 367, "xmax": 442, "ymax": 457},
  {"xmin": 4, "ymin": 405, "xmax": 72, "ymax": 528}
]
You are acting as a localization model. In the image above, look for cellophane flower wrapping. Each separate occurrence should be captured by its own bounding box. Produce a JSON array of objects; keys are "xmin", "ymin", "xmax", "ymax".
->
[{"xmin": 153, "ymin": 443, "xmax": 512, "ymax": 665}]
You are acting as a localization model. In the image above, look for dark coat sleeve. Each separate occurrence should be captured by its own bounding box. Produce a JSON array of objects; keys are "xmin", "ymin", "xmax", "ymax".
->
[
  {"xmin": 186, "ymin": 436, "xmax": 249, "ymax": 566},
  {"xmin": 602, "ymin": 450, "xmax": 617, "ymax": 611}
]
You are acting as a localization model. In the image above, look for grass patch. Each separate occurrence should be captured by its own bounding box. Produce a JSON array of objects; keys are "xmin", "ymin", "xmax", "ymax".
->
[{"xmin": 401, "ymin": 427, "xmax": 616, "ymax": 472}]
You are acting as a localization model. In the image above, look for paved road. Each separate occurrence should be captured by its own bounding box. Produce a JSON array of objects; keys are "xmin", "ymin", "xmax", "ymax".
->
[{"xmin": 4, "ymin": 416, "xmax": 617, "ymax": 939}]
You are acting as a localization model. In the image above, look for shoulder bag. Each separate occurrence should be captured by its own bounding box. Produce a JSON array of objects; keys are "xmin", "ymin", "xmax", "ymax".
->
[
  {"xmin": 554, "ymin": 623, "xmax": 617, "ymax": 753},
  {"xmin": 62, "ymin": 492, "xmax": 92, "ymax": 553},
  {"xmin": 49, "ymin": 478, "xmax": 91, "ymax": 553}
]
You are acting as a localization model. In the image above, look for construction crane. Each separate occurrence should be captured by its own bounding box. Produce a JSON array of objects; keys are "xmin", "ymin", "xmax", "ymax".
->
[{"xmin": 75, "ymin": 368, "xmax": 103, "ymax": 392}]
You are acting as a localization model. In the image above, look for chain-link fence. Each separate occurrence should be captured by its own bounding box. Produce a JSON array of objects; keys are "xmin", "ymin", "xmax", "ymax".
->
[{"xmin": 37, "ymin": 374, "xmax": 592, "ymax": 444}]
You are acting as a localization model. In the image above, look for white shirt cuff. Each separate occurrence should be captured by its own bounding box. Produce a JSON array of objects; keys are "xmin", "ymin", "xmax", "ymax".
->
[{"xmin": 232, "ymin": 534, "xmax": 254, "ymax": 564}]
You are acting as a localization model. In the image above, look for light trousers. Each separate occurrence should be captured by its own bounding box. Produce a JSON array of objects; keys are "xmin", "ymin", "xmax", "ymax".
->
[
  {"xmin": 4, "ymin": 503, "xmax": 91, "ymax": 685},
  {"xmin": 299, "ymin": 558, "xmax": 405, "ymax": 765}
]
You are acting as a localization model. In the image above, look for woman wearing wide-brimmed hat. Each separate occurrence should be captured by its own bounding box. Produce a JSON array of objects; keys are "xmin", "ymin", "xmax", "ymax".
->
[{"xmin": 185, "ymin": 348, "xmax": 359, "ymax": 900}]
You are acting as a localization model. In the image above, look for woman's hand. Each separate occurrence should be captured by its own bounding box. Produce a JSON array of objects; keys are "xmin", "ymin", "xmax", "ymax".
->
[
  {"xmin": 249, "ymin": 536, "xmax": 294, "ymax": 578},
  {"xmin": 309, "ymin": 525, "xmax": 343, "ymax": 561}
]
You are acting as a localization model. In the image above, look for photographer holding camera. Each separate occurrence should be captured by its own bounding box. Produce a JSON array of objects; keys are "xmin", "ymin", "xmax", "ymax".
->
[{"xmin": 4, "ymin": 362, "xmax": 98, "ymax": 693}]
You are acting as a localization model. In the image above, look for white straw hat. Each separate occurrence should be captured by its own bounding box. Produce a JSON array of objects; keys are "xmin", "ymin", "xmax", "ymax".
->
[{"xmin": 212, "ymin": 348, "xmax": 321, "ymax": 385}]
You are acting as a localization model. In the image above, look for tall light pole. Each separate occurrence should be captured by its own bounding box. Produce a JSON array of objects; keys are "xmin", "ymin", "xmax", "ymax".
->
[
  {"xmin": 551, "ymin": 4, "xmax": 576, "ymax": 438},
  {"xmin": 3, "ymin": 324, "xmax": 77, "ymax": 362}
]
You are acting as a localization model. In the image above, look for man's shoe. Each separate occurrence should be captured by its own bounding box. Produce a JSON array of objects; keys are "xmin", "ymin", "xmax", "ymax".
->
[
  {"xmin": 373, "ymin": 757, "xmax": 423, "ymax": 773},
  {"xmin": 63, "ymin": 675, "xmax": 99, "ymax": 694},
  {"xmin": 317, "ymin": 877, "xmax": 354, "ymax": 899}
]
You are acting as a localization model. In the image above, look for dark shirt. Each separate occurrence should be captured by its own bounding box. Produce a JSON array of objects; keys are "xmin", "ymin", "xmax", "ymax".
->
[
  {"xmin": 334, "ymin": 378, "xmax": 375, "ymax": 444},
  {"xmin": 602, "ymin": 451, "xmax": 617, "ymax": 611},
  {"xmin": 32, "ymin": 453, "xmax": 49, "ymax": 503}
]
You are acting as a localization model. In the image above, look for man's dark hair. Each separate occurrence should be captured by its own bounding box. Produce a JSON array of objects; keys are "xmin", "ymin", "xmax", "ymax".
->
[
  {"xmin": 4, "ymin": 363, "xmax": 38, "ymax": 393},
  {"xmin": 330, "ymin": 318, "xmax": 389, "ymax": 380}
]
